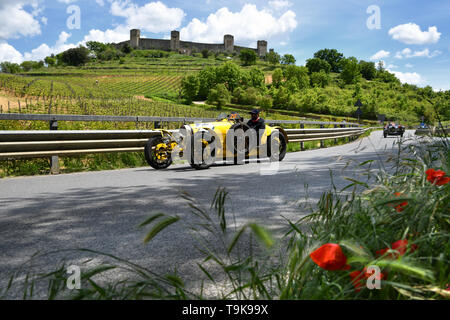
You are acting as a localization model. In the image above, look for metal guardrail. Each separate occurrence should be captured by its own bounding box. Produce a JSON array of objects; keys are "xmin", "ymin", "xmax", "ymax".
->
[
  {"xmin": 0, "ymin": 127, "xmax": 367, "ymax": 161},
  {"xmin": 415, "ymin": 127, "xmax": 450, "ymax": 136},
  {"xmin": 0, "ymin": 114, "xmax": 369, "ymax": 174}
]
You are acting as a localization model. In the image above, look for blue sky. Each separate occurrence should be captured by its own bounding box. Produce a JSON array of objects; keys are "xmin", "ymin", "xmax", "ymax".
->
[{"xmin": 0, "ymin": 0, "xmax": 449, "ymax": 90}]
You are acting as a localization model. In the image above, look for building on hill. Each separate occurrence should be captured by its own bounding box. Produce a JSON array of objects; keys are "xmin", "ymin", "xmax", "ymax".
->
[{"xmin": 114, "ymin": 29, "xmax": 269, "ymax": 57}]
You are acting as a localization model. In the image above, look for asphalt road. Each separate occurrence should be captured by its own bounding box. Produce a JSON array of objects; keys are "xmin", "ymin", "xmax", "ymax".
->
[{"xmin": 0, "ymin": 130, "xmax": 414, "ymax": 298}]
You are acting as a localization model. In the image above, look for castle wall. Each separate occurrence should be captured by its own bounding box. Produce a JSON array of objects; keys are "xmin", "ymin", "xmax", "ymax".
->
[
  {"xmin": 112, "ymin": 30, "xmax": 267, "ymax": 56},
  {"xmin": 179, "ymin": 41, "xmax": 223, "ymax": 53},
  {"xmin": 139, "ymin": 39, "xmax": 171, "ymax": 51}
]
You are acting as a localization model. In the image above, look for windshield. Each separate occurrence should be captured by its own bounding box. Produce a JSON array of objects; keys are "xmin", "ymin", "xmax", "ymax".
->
[{"xmin": 216, "ymin": 113, "xmax": 228, "ymax": 121}]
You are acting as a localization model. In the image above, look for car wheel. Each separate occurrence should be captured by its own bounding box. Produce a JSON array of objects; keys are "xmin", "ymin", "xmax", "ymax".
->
[
  {"xmin": 229, "ymin": 123, "xmax": 251, "ymax": 164},
  {"xmin": 144, "ymin": 136, "xmax": 173, "ymax": 170},
  {"xmin": 189, "ymin": 131, "xmax": 214, "ymax": 170},
  {"xmin": 267, "ymin": 130, "xmax": 287, "ymax": 162}
]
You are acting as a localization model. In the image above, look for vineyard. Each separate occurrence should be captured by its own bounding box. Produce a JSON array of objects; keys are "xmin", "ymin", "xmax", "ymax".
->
[{"xmin": 0, "ymin": 73, "xmax": 183, "ymax": 100}]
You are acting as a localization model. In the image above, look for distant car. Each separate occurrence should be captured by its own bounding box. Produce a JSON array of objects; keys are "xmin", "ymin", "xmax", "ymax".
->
[
  {"xmin": 418, "ymin": 122, "xmax": 428, "ymax": 129},
  {"xmin": 383, "ymin": 122, "xmax": 405, "ymax": 138}
]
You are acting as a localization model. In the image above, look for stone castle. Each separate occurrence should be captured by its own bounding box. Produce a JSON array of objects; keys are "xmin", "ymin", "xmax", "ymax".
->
[{"xmin": 114, "ymin": 29, "xmax": 268, "ymax": 57}]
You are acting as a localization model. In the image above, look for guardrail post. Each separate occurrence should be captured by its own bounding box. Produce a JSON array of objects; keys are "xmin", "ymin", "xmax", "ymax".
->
[
  {"xmin": 334, "ymin": 124, "xmax": 338, "ymax": 145},
  {"xmin": 320, "ymin": 124, "xmax": 324, "ymax": 148},
  {"xmin": 300, "ymin": 123, "xmax": 304, "ymax": 151},
  {"xmin": 49, "ymin": 120, "xmax": 60, "ymax": 175}
]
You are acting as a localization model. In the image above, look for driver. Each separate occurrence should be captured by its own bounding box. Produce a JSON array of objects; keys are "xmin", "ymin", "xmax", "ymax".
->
[{"xmin": 247, "ymin": 109, "xmax": 265, "ymax": 132}]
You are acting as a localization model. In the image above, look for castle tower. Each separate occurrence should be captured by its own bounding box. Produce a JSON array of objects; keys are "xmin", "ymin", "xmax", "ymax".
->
[
  {"xmin": 130, "ymin": 29, "xmax": 140, "ymax": 49},
  {"xmin": 171, "ymin": 30, "xmax": 180, "ymax": 51},
  {"xmin": 257, "ymin": 40, "xmax": 267, "ymax": 57},
  {"xmin": 224, "ymin": 35, "xmax": 234, "ymax": 53}
]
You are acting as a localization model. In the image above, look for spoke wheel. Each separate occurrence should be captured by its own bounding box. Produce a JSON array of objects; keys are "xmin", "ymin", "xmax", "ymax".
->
[{"xmin": 144, "ymin": 136, "xmax": 173, "ymax": 170}]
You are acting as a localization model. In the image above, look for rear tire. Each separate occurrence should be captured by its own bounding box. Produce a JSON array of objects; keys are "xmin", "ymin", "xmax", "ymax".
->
[
  {"xmin": 189, "ymin": 131, "xmax": 214, "ymax": 170},
  {"xmin": 144, "ymin": 136, "xmax": 173, "ymax": 170},
  {"xmin": 229, "ymin": 123, "xmax": 251, "ymax": 164}
]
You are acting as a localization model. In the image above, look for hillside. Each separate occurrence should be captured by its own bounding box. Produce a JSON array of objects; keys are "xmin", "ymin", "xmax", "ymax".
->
[{"xmin": 0, "ymin": 46, "xmax": 448, "ymax": 125}]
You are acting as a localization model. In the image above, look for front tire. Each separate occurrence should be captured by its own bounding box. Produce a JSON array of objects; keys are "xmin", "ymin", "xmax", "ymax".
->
[
  {"xmin": 267, "ymin": 131, "xmax": 287, "ymax": 162},
  {"xmin": 144, "ymin": 136, "xmax": 173, "ymax": 170}
]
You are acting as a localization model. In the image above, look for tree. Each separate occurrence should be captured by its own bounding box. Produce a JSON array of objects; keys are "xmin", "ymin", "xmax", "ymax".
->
[
  {"xmin": 215, "ymin": 62, "xmax": 242, "ymax": 92},
  {"xmin": 0, "ymin": 62, "xmax": 21, "ymax": 74},
  {"xmin": 273, "ymin": 86, "xmax": 290, "ymax": 109},
  {"xmin": 310, "ymin": 70, "xmax": 330, "ymax": 88},
  {"xmin": 181, "ymin": 75, "xmax": 200, "ymax": 104},
  {"xmin": 376, "ymin": 70, "xmax": 400, "ymax": 84},
  {"xmin": 283, "ymin": 65, "xmax": 309, "ymax": 89},
  {"xmin": 305, "ymin": 58, "xmax": 331, "ymax": 74},
  {"xmin": 207, "ymin": 84, "xmax": 231, "ymax": 108},
  {"xmin": 272, "ymin": 68, "xmax": 284, "ymax": 88},
  {"xmin": 121, "ymin": 43, "xmax": 133, "ymax": 54},
  {"xmin": 359, "ymin": 60, "xmax": 377, "ymax": 80},
  {"xmin": 86, "ymin": 41, "xmax": 108, "ymax": 54},
  {"xmin": 340, "ymin": 58, "xmax": 361, "ymax": 85},
  {"xmin": 20, "ymin": 60, "xmax": 43, "ymax": 72},
  {"xmin": 266, "ymin": 51, "xmax": 280, "ymax": 64},
  {"xmin": 247, "ymin": 68, "xmax": 265, "ymax": 89},
  {"xmin": 44, "ymin": 56, "xmax": 56, "ymax": 67},
  {"xmin": 313, "ymin": 49, "xmax": 344, "ymax": 73},
  {"xmin": 281, "ymin": 54, "xmax": 296, "ymax": 65},
  {"xmin": 201, "ymin": 49, "xmax": 211, "ymax": 59},
  {"xmin": 60, "ymin": 46, "xmax": 90, "ymax": 66},
  {"xmin": 258, "ymin": 95, "xmax": 273, "ymax": 112},
  {"xmin": 197, "ymin": 66, "xmax": 217, "ymax": 100},
  {"xmin": 239, "ymin": 49, "xmax": 257, "ymax": 66}
]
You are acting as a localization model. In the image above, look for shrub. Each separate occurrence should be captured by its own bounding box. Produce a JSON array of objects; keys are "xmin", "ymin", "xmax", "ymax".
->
[
  {"xmin": 181, "ymin": 75, "xmax": 200, "ymax": 104},
  {"xmin": 239, "ymin": 49, "xmax": 257, "ymax": 66},
  {"xmin": 0, "ymin": 62, "xmax": 21, "ymax": 74},
  {"xmin": 207, "ymin": 83, "xmax": 231, "ymax": 108},
  {"xmin": 306, "ymin": 58, "xmax": 331, "ymax": 74},
  {"xmin": 60, "ymin": 46, "xmax": 91, "ymax": 66},
  {"xmin": 310, "ymin": 70, "xmax": 330, "ymax": 88}
]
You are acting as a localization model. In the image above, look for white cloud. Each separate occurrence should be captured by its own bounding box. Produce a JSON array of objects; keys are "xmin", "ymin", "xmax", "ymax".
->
[
  {"xmin": 22, "ymin": 31, "xmax": 77, "ymax": 62},
  {"xmin": 0, "ymin": 42, "xmax": 24, "ymax": 63},
  {"xmin": 80, "ymin": 25, "xmax": 130, "ymax": 44},
  {"xmin": 370, "ymin": 50, "xmax": 390, "ymax": 61},
  {"xmin": 388, "ymin": 23, "xmax": 441, "ymax": 45},
  {"xmin": 57, "ymin": 0, "xmax": 78, "ymax": 3},
  {"xmin": 395, "ymin": 48, "xmax": 442, "ymax": 59},
  {"xmin": 0, "ymin": 1, "xmax": 42, "ymax": 40},
  {"xmin": 269, "ymin": 1, "xmax": 292, "ymax": 11},
  {"xmin": 390, "ymin": 70, "xmax": 423, "ymax": 85},
  {"xmin": 41, "ymin": 16, "xmax": 48, "ymax": 25},
  {"xmin": 95, "ymin": 0, "xmax": 105, "ymax": 6},
  {"xmin": 180, "ymin": 4, "xmax": 297, "ymax": 46},
  {"xmin": 386, "ymin": 63, "xmax": 398, "ymax": 69},
  {"xmin": 405, "ymin": 63, "xmax": 414, "ymax": 68},
  {"xmin": 110, "ymin": 1, "xmax": 185, "ymax": 33}
]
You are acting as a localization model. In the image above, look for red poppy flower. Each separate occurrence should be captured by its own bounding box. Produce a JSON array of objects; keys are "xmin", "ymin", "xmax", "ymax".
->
[
  {"xmin": 376, "ymin": 239, "xmax": 417, "ymax": 259},
  {"xmin": 388, "ymin": 192, "xmax": 408, "ymax": 212},
  {"xmin": 349, "ymin": 270, "xmax": 365, "ymax": 292},
  {"xmin": 363, "ymin": 267, "xmax": 386, "ymax": 280},
  {"xmin": 310, "ymin": 243, "xmax": 349, "ymax": 271},
  {"xmin": 426, "ymin": 169, "xmax": 450, "ymax": 186}
]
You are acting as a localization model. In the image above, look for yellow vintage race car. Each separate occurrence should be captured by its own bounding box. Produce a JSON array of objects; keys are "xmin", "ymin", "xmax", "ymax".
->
[{"xmin": 144, "ymin": 112, "xmax": 289, "ymax": 170}]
